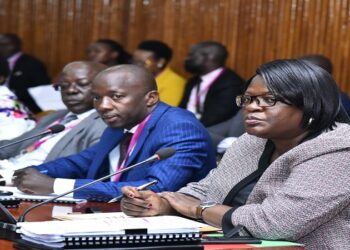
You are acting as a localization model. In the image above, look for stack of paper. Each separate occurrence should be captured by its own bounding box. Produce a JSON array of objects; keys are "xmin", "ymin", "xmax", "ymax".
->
[
  {"xmin": 0, "ymin": 186, "xmax": 85, "ymax": 203},
  {"xmin": 19, "ymin": 215, "xmax": 210, "ymax": 248}
]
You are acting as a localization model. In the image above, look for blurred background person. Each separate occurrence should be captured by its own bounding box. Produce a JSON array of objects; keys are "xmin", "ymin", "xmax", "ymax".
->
[
  {"xmin": 298, "ymin": 54, "xmax": 350, "ymax": 117},
  {"xmin": 87, "ymin": 39, "xmax": 132, "ymax": 67},
  {"xmin": 0, "ymin": 61, "xmax": 107, "ymax": 175},
  {"xmin": 179, "ymin": 41, "xmax": 245, "ymax": 127},
  {"xmin": 207, "ymin": 109, "xmax": 245, "ymax": 155},
  {"xmin": 0, "ymin": 33, "xmax": 50, "ymax": 114},
  {"xmin": 133, "ymin": 40, "xmax": 186, "ymax": 107},
  {"xmin": 0, "ymin": 57, "xmax": 35, "ymax": 140}
]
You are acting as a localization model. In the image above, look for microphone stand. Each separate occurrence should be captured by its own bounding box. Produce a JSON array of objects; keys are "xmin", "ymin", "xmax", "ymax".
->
[
  {"xmin": 17, "ymin": 154, "xmax": 160, "ymax": 223},
  {"xmin": 0, "ymin": 132, "xmax": 52, "ymax": 150},
  {"xmin": 0, "ymin": 124, "xmax": 65, "ymax": 150}
]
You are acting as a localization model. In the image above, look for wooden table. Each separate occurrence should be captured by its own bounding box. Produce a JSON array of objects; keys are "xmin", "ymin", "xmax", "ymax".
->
[{"xmin": 0, "ymin": 201, "xmax": 304, "ymax": 250}]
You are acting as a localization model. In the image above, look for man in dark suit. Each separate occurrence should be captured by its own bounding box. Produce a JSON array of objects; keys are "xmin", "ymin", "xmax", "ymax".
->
[
  {"xmin": 0, "ymin": 61, "xmax": 107, "ymax": 171},
  {"xmin": 13, "ymin": 65, "xmax": 215, "ymax": 201},
  {"xmin": 179, "ymin": 41, "xmax": 245, "ymax": 127},
  {"xmin": 0, "ymin": 33, "xmax": 51, "ymax": 113}
]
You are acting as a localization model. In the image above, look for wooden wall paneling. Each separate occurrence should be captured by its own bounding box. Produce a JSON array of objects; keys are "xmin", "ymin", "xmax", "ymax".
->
[
  {"xmin": 1, "ymin": 0, "xmax": 350, "ymax": 94},
  {"xmin": 46, "ymin": 0, "xmax": 60, "ymax": 77},
  {"xmin": 225, "ymin": 0, "xmax": 241, "ymax": 73},
  {"xmin": 338, "ymin": 0, "xmax": 350, "ymax": 91}
]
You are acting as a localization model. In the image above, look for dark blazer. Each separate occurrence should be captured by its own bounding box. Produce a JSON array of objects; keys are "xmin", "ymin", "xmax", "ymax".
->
[
  {"xmin": 207, "ymin": 109, "xmax": 245, "ymax": 148},
  {"xmin": 9, "ymin": 53, "xmax": 51, "ymax": 113},
  {"xmin": 35, "ymin": 102, "xmax": 216, "ymax": 201},
  {"xmin": 179, "ymin": 68, "xmax": 245, "ymax": 127},
  {"xmin": 0, "ymin": 110, "xmax": 106, "ymax": 161}
]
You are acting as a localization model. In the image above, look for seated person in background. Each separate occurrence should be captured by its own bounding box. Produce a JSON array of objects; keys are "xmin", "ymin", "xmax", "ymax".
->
[
  {"xmin": 133, "ymin": 40, "xmax": 186, "ymax": 107},
  {"xmin": 298, "ymin": 54, "xmax": 350, "ymax": 117},
  {"xmin": 13, "ymin": 65, "xmax": 215, "ymax": 201},
  {"xmin": 179, "ymin": 41, "xmax": 245, "ymax": 127},
  {"xmin": 87, "ymin": 39, "xmax": 131, "ymax": 67},
  {"xmin": 207, "ymin": 109, "xmax": 245, "ymax": 154},
  {"xmin": 121, "ymin": 59, "xmax": 350, "ymax": 250},
  {"xmin": 0, "ymin": 57, "xmax": 36, "ymax": 140},
  {"xmin": 0, "ymin": 33, "xmax": 51, "ymax": 114},
  {"xmin": 0, "ymin": 61, "xmax": 107, "ymax": 173}
]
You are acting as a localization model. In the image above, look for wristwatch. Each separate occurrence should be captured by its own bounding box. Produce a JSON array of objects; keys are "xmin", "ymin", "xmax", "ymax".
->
[{"xmin": 195, "ymin": 201, "xmax": 217, "ymax": 219}]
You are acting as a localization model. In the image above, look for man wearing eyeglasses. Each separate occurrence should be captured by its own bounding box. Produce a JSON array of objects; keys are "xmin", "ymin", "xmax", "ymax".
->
[{"xmin": 0, "ymin": 61, "xmax": 107, "ymax": 176}]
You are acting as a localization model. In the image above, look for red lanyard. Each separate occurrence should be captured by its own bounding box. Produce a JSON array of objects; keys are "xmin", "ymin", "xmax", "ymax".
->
[{"xmin": 24, "ymin": 118, "xmax": 78, "ymax": 153}]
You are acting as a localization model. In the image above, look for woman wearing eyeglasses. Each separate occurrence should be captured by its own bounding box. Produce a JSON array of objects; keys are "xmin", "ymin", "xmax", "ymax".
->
[{"xmin": 120, "ymin": 59, "xmax": 350, "ymax": 249}]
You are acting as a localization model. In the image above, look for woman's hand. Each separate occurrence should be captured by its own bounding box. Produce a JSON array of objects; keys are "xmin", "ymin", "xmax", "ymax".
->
[
  {"xmin": 121, "ymin": 186, "xmax": 174, "ymax": 217},
  {"xmin": 160, "ymin": 192, "xmax": 201, "ymax": 219}
]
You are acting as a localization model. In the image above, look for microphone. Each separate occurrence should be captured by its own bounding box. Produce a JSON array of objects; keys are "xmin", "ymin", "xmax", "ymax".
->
[
  {"xmin": 0, "ymin": 124, "xmax": 65, "ymax": 150},
  {"xmin": 17, "ymin": 147, "xmax": 176, "ymax": 223}
]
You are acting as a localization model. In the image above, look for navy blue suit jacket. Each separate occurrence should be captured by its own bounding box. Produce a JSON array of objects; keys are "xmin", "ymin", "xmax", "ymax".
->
[{"xmin": 35, "ymin": 102, "xmax": 216, "ymax": 201}]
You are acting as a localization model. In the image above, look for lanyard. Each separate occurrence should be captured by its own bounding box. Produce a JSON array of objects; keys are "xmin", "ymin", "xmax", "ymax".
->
[
  {"xmin": 24, "ymin": 118, "xmax": 78, "ymax": 153},
  {"xmin": 113, "ymin": 114, "xmax": 152, "ymax": 182},
  {"xmin": 195, "ymin": 68, "xmax": 225, "ymax": 114}
]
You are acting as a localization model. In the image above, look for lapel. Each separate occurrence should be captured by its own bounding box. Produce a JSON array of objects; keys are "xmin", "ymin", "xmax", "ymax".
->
[
  {"xmin": 10, "ymin": 54, "xmax": 25, "ymax": 80},
  {"xmin": 124, "ymin": 102, "xmax": 170, "ymax": 166},
  {"xmin": 88, "ymin": 127, "xmax": 124, "ymax": 178},
  {"xmin": 61, "ymin": 111, "xmax": 98, "ymax": 142}
]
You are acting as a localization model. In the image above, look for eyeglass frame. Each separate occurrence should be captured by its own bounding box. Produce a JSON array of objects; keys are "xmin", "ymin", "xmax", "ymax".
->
[{"xmin": 236, "ymin": 94, "xmax": 287, "ymax": 107}]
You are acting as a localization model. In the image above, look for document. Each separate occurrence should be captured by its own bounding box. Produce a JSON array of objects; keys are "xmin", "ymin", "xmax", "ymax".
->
[
  {"xmin": 0, "ymin": 186, "xmax": 85, "ymax": 203},
  {"xmin": 53, "ymin": 212, "xmax": 219, "ymax": 232},
  {"xmin": 19, "ymin": 215, "xmax": 208, "ymax": 248},
  {"xmin": 28, "ymin": 85, "xmax": 66, "ymax": 110}
]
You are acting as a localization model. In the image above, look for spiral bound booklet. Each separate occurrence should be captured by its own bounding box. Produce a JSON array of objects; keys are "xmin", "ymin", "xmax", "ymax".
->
[
  {"xmin": 18, "ymin": 216, "xmax": 207, "ymax": 248},
  {"xmin": 0, "ymin": 186, "xmax": 85, "ymax": 204}
]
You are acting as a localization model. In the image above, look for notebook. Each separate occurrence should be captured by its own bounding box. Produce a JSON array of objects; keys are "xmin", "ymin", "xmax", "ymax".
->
[
  {"xmin": 0, "ymin": 186, "xmax": 85, "ymax": 204},
  {"xmin": 18, "ymin": 216, "xmax": 206, "ymax": 248}
]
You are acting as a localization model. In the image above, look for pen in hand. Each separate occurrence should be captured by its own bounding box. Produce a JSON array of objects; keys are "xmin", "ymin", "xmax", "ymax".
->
[{"xmin": 108, "ymin": 179, "xmax": 158, "ymax": 203}]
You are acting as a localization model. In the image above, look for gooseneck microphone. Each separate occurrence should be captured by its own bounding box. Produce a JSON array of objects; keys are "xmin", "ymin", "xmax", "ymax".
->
[
  {"xmin": 0, "ymin": 124, "xmax": 66, "ymax": 150},
  {"xmin": 17, "ymin": 147, "xmax": 176, "ymax": 223}
]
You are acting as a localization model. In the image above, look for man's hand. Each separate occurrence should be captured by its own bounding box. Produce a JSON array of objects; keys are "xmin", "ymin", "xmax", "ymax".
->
[
  {"xmin": 121, "ymin": 186, "xmax": 174, "ymax": 217},
  {"xmin": 12, "ymin": 168, "xmax": 54, "ymax": 195}
]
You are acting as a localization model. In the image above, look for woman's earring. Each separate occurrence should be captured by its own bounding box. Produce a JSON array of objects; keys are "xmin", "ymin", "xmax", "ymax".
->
[{"xmin": 308, "ymin": 117, "xmax": 314, "ymax": 126}]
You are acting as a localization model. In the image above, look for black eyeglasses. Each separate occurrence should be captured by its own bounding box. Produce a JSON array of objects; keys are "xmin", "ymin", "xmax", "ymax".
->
[{"xmin": 236, "ymin": 94, "xmax": 280, "ymax": 107}]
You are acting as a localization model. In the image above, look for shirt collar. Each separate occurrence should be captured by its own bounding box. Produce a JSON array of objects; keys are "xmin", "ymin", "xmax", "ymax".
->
[
  {"xmin": 68, "ymin": 109, "xmax": 95, "ymax": 121},
  {"xmin": 7, "ymin": 51, "xmax": 23, "ymax": 70},
  {"xmin": 124, "ymin": 124, "xmax": 139, "ymax": 134},
  {"xmin": 200, "ymin": 67, "xmax": 224, "ymax": 82}
]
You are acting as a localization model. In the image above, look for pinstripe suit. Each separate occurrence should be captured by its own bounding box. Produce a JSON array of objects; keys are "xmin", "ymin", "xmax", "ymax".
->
[{"xmin": 35, "ymin": 102, "xmax": 216, "ymax": 201}]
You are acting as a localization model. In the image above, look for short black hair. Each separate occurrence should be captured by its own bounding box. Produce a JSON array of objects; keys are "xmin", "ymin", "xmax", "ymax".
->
[
  {"xmin": 137, "ymin": 40, "xmax": 172, "ymax": 62},
  {"xmin": 196, "ymin": 41, "xmax": 228, "ymax": 65},
  {"xmin": 95, "ymin": 39, "xmax": 131, "ymax": 64},
  {"xmin": 246, "ymin": 59, "xmax": 349, "ymax": 133},
  {"xmin": 1, "ymin": 33, "xmax": 22, "ymax": 50},
  {"xmin": 0, "ymin": 57, "xmax": 9, "ymax": 77},
  {"xmin": 298, "ymin": 54, "xmax": 333, "ymax": 74}
]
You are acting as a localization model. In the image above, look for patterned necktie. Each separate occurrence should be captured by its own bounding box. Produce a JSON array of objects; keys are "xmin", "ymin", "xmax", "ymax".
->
[{"xmin": 118, "ymin": 132, "xmax": 133, "ymax": 167}]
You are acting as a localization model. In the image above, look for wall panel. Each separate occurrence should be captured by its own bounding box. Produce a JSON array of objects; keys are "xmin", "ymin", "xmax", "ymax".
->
[{"xmin": 0, "ymin": 0, "xmax": 350, "ymax": 93}]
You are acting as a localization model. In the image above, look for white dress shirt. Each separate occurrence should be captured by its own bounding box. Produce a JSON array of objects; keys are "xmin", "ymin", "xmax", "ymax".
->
[
  {"xmin": 0, "ymin": 110, "xmax": 95, "ymax": 185},
  {"xmin": 186, "ymin": 67, "xmax": 224, "ymax": 119},
  {"xmin": 54, "ymin": 125, "xmax": 139, "ymax": 196}
]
